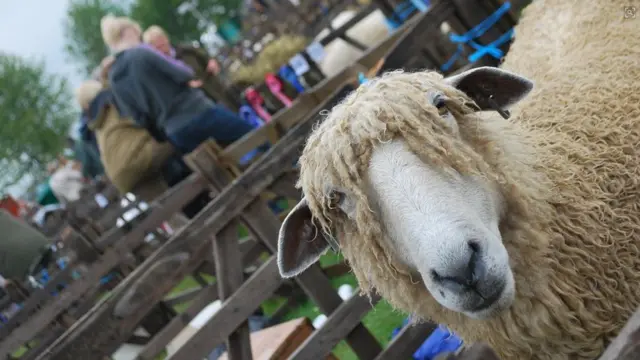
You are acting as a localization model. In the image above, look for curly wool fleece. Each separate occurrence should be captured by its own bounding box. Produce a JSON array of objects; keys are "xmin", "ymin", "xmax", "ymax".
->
[{"xmin": 296, "ymin": 0, "xmax": 640, "ymax": 359}]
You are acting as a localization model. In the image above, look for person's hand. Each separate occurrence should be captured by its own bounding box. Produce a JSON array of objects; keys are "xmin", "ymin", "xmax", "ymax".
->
[
  {"xmin": 189, "ymin": 79, "xmax": 203, "ymax": 88},
  {"xmin": 206, "ymin": 58, "xmax": 220, "ymax": 74}
]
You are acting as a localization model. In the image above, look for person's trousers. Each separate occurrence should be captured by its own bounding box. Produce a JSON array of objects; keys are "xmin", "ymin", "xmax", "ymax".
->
[{"xmin": 168, "ymin": 106, "xmax": 258, "ymax": 154}]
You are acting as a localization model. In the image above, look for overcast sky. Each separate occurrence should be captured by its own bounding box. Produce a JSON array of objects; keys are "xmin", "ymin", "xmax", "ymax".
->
[
  {"xmin": 0, "ymin": 0, "xmax": 81, "ymax": 196},
  {"xmin": 0, "ymin": 0, "xmax": 82, "ymax": 88}
]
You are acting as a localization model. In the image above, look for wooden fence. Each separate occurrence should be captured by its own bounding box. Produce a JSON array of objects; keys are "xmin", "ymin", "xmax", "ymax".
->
[{"xmin": 0, "ymin": 177, "xmax": 207, "ymax": 359}]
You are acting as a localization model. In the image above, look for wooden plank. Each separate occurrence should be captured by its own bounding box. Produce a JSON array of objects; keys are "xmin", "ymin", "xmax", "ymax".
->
[
  {"xmin": 317, "ymin": 4, "xmax": 376, "ymax": 46},
  {"xmin": 192, "ymin": 272, "xmax": 210, "ymax": 288},
  {"xmin": 95, "ymin": 174, "xmax": 206, "ymax": 250},
  {"xmin": 322, "ymin": 263, "xmax": 351, "ymax": 278},
  {"xmin": 373, "ymin": 322, "xmax": 438, "ymax": 360},
  {"xmin": 213, "ymin": 224, "xmax": 253, "ymax": 360},
  {"xmin": 371, "ymin": 0, "xmax": 397, "ymax": 22},
  {"xmin": 165, "ymin": 258, "xmax": 283, "ymax": 360},
  {"xmin": 36, "ymin": 245, "xmax": 211, "ymax": 359},
  {"xmin": 307, "ymin": 1, "xmax": 359, "ymax": 37},
  {"xmin": 98, "ymin": 200, "xmax": 145, "ymax": 231},
  {"xmin": 378, "ymin": 1, "xmax": 454, "ymax": 72},
  {"xmin": 218, "ymin": 318, "xmax": 316, "ymax": 360},
  {"xmin": 137, "ymin": 303, "xmax": 175, "ymax": 337},
  {"xmin": 0, "ymin": 266, "xmax": 77, "ymax": 339},
  {"xmin": 137, "ymin": 285, "xmax": 219, "ymax": 360},
  {"xmin": 264, "ymin": 292, "xmax": 302, "ymax": 327},
  {"xmin": 15, "ymin": 325, "xmax": 66, "ymax": 360},
  {"xmin": 339, "ymin": 33, "xmax": 368, "ymax": 52},
  {"xmin": 288, "ymin": 292, "xmax": 381, "ymax": 360},
  {"xmin": 0, "ymin": 176, "xmax": 207, "ymax": 357},
  {"xmin": 164, "ymin": 287, "xmax": 212, "ymax": 308},
  {"xmin": 37, "ymin": 216, "xmax": 267, "ymax": 358},
  {"xmin": 268, "ymin": 172, "xmax": 302, "ymax": 201}
]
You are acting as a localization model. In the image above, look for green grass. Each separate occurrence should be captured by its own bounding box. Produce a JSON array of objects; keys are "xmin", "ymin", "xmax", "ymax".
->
[{"xmin": 165, "ymin": 251, "xmax": 407, "ymax": 360}]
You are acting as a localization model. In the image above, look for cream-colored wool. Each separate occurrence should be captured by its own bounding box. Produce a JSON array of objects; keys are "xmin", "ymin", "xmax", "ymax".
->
[{"xmin": 293, "ymin": 0, "xmax": 640, "ymax": 359}]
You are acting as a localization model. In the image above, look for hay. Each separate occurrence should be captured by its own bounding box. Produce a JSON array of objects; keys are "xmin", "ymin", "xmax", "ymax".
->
[{"xmin": 230, "ymin": 35, "xmax": 309, "ymax": 85}]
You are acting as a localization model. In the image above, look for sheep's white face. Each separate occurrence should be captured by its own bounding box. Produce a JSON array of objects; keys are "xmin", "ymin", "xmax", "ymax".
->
[
  {"xmin": 363, "ymin": 138, "xmax": 515, "ymax": 319},
  {"xmin": 278, "ymin": 67, "xmax": 534, "ymax": 320}
]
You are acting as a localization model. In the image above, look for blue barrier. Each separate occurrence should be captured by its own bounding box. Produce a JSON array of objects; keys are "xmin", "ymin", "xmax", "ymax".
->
[
  {"xmin": 384, "ymin": 0, "xmax": 431, "ymax": 31},
  {"xmin": 358, "ymin": 72, "xmax": 370, "ymax": 85},
  {"xmin": 410, "ymin": 0, "xmax": 429, "ymax": 13},
  {"xmin": 391, "ymin": 319, "xmax": 463, "ymax": 360},
  {"xmin": 441, "ymin": 2, "xmax": 513, "ymax": 72},
  {"xmin": 278, "ymin": 65, "xmax": 306, "ymax": 94},
  {"xmin": 238, "ymin": 105, "xmax": 267, "ymax": 166}
]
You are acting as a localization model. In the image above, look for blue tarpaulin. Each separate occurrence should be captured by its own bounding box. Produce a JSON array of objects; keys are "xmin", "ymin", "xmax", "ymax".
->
[{"xmin": 391, "ymin": 319, "xmax": 463, "ymax": 360}]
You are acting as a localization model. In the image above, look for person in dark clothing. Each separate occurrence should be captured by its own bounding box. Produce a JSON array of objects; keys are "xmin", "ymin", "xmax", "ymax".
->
[
  {"xmin": 100, "ymin": 15, "xmax": 256, "ymax": 155},
  {"xmin": 142, "ymin": 25, "xmax": 240, "ymax": 112}
]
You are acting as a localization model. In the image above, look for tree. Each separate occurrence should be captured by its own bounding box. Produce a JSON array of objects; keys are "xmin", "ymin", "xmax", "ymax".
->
[
  {"xmin": 197, "ymin": 0, "xmax": 244, "ymax": 27},
  {"xmin": 0, "ymin": 54, "xmax": 76, "ymax": 193},
  {"xmin": 129, "ymin": 0, "xmax": 243, "ymax": 44},
  {"xmin": 63, "ymin": 0, "xmax": 127, "ymax": 76}
]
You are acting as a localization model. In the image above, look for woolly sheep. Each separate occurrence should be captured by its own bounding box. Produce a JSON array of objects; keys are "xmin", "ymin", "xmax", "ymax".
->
[{"xmin": 277, "ymin": 0, "xmax": 640, "ymax": 359}]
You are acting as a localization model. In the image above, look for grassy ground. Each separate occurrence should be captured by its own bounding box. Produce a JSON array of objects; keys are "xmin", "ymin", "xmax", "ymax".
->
[{"xmin": 167, "ymin": 251, "xmax": 407, "ymax": 360}]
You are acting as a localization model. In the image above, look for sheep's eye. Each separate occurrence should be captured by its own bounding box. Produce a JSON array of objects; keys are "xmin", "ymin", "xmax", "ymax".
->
[
  {"xmin": 330, "ymin": 191, "xmax": 346, "ymax": 207},
  {"xmin": 433, "ymin": 95, "xmax": 449, "ymax": 116}
]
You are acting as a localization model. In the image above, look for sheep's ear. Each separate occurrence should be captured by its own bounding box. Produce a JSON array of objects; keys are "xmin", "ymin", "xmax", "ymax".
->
[
  {"xmin": 278, "ymin": 197, "xmax": 331, "ymax": 278},
  {"xmin": 445, "ymin": 67, "xmax": 533, "ymax": 111}
]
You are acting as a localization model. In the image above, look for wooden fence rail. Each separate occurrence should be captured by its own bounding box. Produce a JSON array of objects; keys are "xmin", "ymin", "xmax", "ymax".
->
[{"xmin": 0, "ymin": 175, "xmax": 208, "ymax": 358}]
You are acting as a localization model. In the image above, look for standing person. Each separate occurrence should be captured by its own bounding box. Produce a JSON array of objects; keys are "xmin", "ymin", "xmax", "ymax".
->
[
  {"xmin": 142, "ymin": 25, "xmax": 240, "ymax": 112},
  {"xmin": 48, "ymin": 158, "xmax": 86, "ymax": 204},
  {"xmin": 100, "ymin": 15, "xmax": 257, "ymax": 154}
]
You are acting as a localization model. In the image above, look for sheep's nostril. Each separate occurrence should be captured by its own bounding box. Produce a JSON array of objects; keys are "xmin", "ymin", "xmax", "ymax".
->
[
  {"xmin": 468, "ymin": 240, "xmax": 481, "ymax": 253},
  {"xmin": 432, "ymin": 246, "xmax": 485, "ymax": 290},
  {"xmin": 431, "ymin": 269, "xmax": 442, "ymax": 281}
]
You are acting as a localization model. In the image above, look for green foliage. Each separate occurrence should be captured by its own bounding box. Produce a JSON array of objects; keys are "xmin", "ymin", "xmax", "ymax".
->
[
  {"xmin": 62, "ymin": 0, "xmax": 242, "ymax": 75},
  {"xmin": 63, "ymin": 0, "xmax": 127, "ymax": 76},
  {"xmin": 129, "ymin": 0, "xmax": 243, "ymax": 44},
  {"xmin": 0, "ymin": 54, "xmax": 75, "ymax": 192},
  {"xmin": 197, "ymin": 0, "xmax": 244, "ymax": 26}
]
